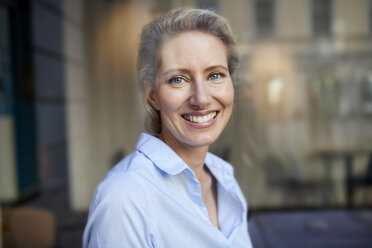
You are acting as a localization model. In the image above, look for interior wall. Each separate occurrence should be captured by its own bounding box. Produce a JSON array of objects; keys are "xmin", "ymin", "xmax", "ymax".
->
[
  {"xmin": 63, "ymin": 0, "xmax": 95, "ymax": 211},
  {"xmin": 65, "ymin": 0, "xmax": 153, "ymax": 210},
  {"xmin": 0, "ymin": 117, "xmax": 17, "ymax": 201},
  {"xmin": 0, "ymin": 5, "xmax": 17, "ymax": 201}
]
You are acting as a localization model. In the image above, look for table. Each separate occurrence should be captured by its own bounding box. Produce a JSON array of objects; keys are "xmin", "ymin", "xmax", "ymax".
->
[{"xmin": 310, "ymin": 147, "xmax": 371, "ymax": 207}]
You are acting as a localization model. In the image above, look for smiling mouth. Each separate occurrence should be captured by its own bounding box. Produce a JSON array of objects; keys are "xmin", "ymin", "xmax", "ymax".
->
[{"xmin": 182, "ymin": 111, "xmax": 218, "ymax": 123}]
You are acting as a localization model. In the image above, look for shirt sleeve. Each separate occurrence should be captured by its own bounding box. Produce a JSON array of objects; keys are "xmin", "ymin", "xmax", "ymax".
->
[{"xmin": 83, "ymin": 173, "xmax": 156, "ymax": 248}]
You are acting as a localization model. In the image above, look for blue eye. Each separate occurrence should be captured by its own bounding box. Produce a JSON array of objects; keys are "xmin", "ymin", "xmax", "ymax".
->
[
  {"xmin": 168, "ymin": 77, "xmax": 184, "ymax": 85},
  {"xmin": 209, "ymin": 73, "xmax": 222, "ymax": 81}
]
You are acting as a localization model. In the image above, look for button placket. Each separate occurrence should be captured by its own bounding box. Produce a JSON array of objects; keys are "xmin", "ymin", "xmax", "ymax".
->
[{"xmin": 186, "ymin": 170, "xmax": 210, "ymax": 221}]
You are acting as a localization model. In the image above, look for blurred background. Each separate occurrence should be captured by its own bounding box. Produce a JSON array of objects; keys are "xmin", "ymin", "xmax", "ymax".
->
[{"xmin": 1, "ymin": 0, "xmax": 372, "ymax": 247}]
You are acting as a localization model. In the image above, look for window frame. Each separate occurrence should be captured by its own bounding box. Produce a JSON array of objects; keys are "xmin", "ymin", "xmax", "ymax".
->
[
  {"xmin": 310, "ymin": 0, "xmax": 334, "ymax": 38},
  {"xmin": 252, "ymin": 0, "xmax": 276, "ymax": 39}
]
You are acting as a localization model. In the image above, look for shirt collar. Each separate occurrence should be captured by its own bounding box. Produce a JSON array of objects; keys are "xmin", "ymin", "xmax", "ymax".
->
[
  {"xmin": 205, "ymin": 152, "xmax": 235, "ymax": 189},
  {"xmin": 136, "ymin": 133, "xmax": 189, "ymax": 175},
  {"xmin": 136, "ymin": 133, "xmax": 234, "ymax": 182}
]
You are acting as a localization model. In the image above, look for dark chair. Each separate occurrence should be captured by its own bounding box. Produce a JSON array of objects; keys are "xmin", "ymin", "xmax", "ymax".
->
[
  {"xmin": 263, "ymin": 153, "xmax": 330, "ymax": 206},
  {"xmin": 348, "ymin": 153, "xmax": 372, "ymax": 207},
  {"xmin": 2, "ymin": 207, "xmax": 56, "ymax": 248}
]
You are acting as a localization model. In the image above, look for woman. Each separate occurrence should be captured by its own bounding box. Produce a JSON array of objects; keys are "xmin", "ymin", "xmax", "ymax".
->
[{"xmin": 83, "ymin": 8, "xmax": 253, "ymax": 248}]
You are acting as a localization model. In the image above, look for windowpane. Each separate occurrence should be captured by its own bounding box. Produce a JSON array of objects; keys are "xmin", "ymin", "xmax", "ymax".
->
[
  {"xmin": 0, "ymin": 6, "xmax": 11, "ymax": 114},
  {"xmin": 196, "ymin": 0, "xmax": 218, "ymax": 11},
  {"xmin": 254, "ymin": 0, "xmax": 274, "ymax": 38},
  {"xmin": 370, "ymin": 0, "xmax": 372, "ymax": 34},
  {"xmin": 312, "ymin": 0, "xmax": 332, "ymax": 37}
]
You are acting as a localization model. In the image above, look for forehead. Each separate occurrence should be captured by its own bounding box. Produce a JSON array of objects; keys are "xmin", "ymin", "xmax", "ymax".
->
[{"xmin": 157, "ymin": 31, "xmax": 228, "ymax": 70}]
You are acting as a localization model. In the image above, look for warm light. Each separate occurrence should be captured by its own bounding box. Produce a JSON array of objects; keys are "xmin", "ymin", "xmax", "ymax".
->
[
  {"xmin": 248, "ymin": 42, "xmax": 295, "ymax": 79},
  {"xmin": 267, "ymin": 77, "xmax": 283, "ymax": 105}
]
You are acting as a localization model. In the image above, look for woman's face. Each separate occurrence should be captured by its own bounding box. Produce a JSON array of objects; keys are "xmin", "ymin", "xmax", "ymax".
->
[{"xmin": 146, "ymin": 31, "xmax": 234, "ymax": 150}]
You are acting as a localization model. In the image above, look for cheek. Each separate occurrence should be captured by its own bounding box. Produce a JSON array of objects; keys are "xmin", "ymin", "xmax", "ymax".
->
[
  {"xmin": 157, "ymin": 89, "xmax": 180, "ymax": 114},
  {"xmin": 220, "ymin": 82, "xmax": 234, "ymax": 108}
]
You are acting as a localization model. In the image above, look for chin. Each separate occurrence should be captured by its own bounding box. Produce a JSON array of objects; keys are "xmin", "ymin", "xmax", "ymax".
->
[{"xmin": 183, "ymin": 131, "xmax": 220, "ymax": 148}]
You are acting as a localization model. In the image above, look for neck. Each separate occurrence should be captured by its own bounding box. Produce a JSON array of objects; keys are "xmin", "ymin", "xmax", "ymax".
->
[
  {"xmin": 159, "ymin": 133, "xmax": 208, "ymax": 180},
  {"xmin": 179, "ymin": 146, "xmax": 209, "ymax": 179}
]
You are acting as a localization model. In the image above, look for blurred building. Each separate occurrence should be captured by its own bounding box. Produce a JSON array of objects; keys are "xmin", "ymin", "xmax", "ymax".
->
[
  {"xmin": 1, "ymin": 0, "xmax": 371, "ymax": 215},
  {"xmin": 219, "ymin": 0, "xmax": 372, "ymax": 208}
]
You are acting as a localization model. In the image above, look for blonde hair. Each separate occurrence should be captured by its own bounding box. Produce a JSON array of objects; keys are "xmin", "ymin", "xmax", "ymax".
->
[{"xmin": 137, "ymin": 8, "xmax": 239, "ymax": 134}]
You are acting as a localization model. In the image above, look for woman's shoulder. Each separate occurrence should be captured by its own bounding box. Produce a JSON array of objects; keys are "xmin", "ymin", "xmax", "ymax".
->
[
  {"xmin": 91, "ymin": 151, "xmax": 155, "ymax": 206},
  {"xmin": 84, "ymin": 152, "xmax": 156, "ymax": 247},
  {"xmin": 93, "ymin": 171, "xmax": 144, "ymax": 207}
]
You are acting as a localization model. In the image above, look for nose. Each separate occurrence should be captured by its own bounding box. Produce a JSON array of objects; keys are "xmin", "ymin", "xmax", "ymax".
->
[{"xmin": 189, "ymin": 79, "xmax": 212, "ymax": 109}]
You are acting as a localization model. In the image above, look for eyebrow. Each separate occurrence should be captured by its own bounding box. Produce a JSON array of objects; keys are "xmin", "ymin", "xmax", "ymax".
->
[
  {"xmin": 162, "ymin": 65, "xmax": 228, "ymax": 77},
  {"xmin": 163, "ymin": 68, "xmax": 191, "ymax": 77},
  {"xmin": 205, "ymin": 65, "xmax": 229, "ymax": 72}
]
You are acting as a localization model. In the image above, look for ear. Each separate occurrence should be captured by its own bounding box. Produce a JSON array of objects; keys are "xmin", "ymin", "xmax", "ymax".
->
[{"xmin": 144, "ymin": 80, "xmax": 160, "ymax": 110}]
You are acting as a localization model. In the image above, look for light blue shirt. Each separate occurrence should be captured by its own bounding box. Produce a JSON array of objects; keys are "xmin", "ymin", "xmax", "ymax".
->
[{"xmin": 83, "ymin": 133, "xmax": 253, "ymax": 248}]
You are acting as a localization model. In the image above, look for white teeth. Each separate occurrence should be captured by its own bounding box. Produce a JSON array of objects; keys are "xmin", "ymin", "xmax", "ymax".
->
[{"xmin": 183, "ymin": 112, "xmax": 217, "ymax": 123}]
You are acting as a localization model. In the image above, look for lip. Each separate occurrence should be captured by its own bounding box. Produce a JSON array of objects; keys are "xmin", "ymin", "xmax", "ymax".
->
[
  {"xmin": 182, "ymin": 110, "xmax": 217, "ymax": 116},
  {"xmin": 181, "ymin": 110, "xmax": 219, "ymax": 129}
]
